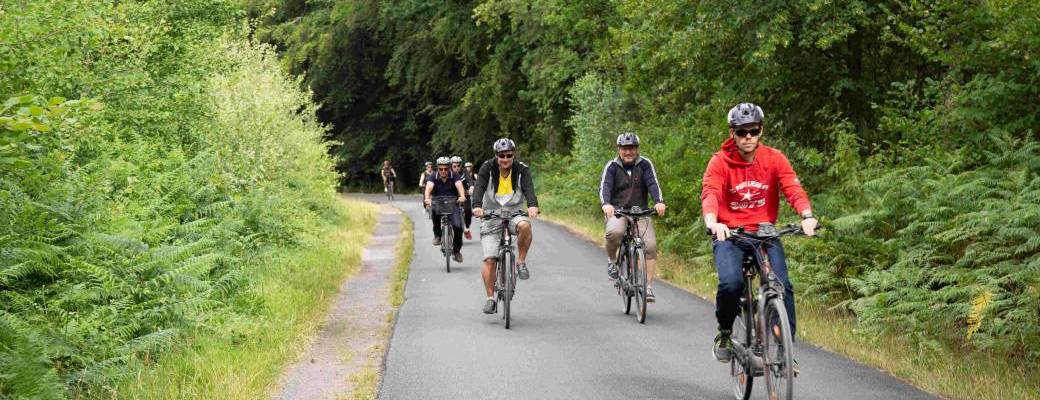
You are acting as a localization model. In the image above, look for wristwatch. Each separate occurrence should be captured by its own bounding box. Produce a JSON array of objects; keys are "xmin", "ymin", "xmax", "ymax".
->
[{"xmin": 800, "ymin": 211, "xmax": 815, "ymax": 220}]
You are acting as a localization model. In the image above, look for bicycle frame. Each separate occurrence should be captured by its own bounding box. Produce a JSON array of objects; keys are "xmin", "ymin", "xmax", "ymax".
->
[
  {"xmin": 712, "ymin": 222, "xmax": 809, "ymax": 400},
  {"xmin": 483, "ymin": 209, "xmax": 526, "ymax": 329}
]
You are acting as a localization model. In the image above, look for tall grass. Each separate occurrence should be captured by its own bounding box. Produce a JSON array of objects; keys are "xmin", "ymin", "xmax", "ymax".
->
[{"xmin": 112, "ymin": 197, "xmax": 379, "ymax": 400}]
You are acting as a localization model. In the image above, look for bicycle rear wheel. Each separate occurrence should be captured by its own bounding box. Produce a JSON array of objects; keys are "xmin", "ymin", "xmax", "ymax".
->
[
  {"xmin": 731, "ymin": 302, "xmax": 754, "ymax": 400},
  {"xmin": 442, "ymin": 220, "xmax": 452, "ymax": 273},
  {"xmin": 763, "ymin": 297, "xmax": 794, "ymax": 400},
  {"xmin": 634, "ymin": 247, "xmax": 648, "ymax": 324},
  {"xmin": 502, "ymin": 251, "xmax": 514, "ymax": 329}
]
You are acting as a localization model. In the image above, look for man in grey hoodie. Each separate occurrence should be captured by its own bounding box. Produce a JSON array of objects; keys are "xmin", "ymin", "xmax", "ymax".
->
[{"xmin": 471, "ymin": 138, "xmax": 540, "ymax": 314}]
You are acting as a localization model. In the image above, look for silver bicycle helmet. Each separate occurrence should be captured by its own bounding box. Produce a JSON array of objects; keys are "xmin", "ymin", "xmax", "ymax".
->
[
  {"xmin": 727, "ymin": 103, "xmax": 765, "ymax": 127},
  {"xmin": 616, "ymin": 132, "xmax": 640, "ymax": 146},
  {"xmin": 450, "ymin": 155, "xmax": 463, "ymax": 163},
  {"xmin": 493, "ymin": 138, "xmax": 516, "ymax": 153},
  {"xmin": 464, "ymin": 162, "xmax": 473, "ymax": 167},
  {"xmin": 435, "ymin": 156, "xmax": 451, "ymax": 166}
]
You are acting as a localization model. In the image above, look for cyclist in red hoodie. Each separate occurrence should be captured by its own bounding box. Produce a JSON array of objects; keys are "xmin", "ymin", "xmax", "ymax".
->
[{"xmin": 701, "ymin": 103, "xmax": 818, "ymax": 363}]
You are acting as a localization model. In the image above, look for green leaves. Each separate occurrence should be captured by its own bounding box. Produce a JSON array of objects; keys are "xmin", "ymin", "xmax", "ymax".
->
[{"xmin": 0, "ymin": 1, "xmax": 338, "ymax": 397}]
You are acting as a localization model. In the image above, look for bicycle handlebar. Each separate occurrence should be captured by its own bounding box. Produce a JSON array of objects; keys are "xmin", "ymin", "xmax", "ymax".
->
[
  {"xmin": 704, "ymin": 222, "xmax": 821, "ymax": 241},
  {"xmin": 613, "ymin": 206, "xmax": 656, "ymax": 218},
  {"xmin": 482, "ymin": 209, "xmax": 529, "ymax": 220}
]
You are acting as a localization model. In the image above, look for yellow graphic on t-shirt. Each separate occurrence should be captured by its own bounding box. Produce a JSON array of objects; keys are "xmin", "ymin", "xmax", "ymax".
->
[
  {"xmin": 496, "ymin": 173, "xmax": 514, "ymax": 196},
  {"xmin": 495, "ymin": 172, "xmax": 515, "ymax": 205}
]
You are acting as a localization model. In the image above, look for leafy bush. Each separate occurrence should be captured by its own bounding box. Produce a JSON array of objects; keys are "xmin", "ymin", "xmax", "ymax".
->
[{"xmin": 0, "ymin": 1, "xmax": 338, "ymax": 397}]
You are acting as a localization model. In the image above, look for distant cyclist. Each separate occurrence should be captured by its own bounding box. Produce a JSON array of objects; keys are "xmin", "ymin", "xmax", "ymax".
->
[
  {"xmin": 381, "ymin": 160, "xmax": 397, "ymax": 192},
  {"xmin": 451, "ymin": 156, "xmax": 474, "ymax": 240},
  {"xmin": 472, "ymin": 138, "xmax": 539, "ymax": 314},
  {"xmin": 701, "ymin": 103, "xmax": 817, "ymax": 363},
  {"xmin": 418, "ymin": 161, "xmax": 434, "ymax": 190},
  {"xmin": 424, "ymin": 157, "xmax": 466, "ymax": 262},
  {"xmin": 600, "ymin": 132, "xmax": 665, "ymax": 302}
]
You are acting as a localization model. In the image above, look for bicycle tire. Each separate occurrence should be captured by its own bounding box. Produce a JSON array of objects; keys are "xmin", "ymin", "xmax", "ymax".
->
[
  {"xmin": 732, "ymin": 300, "xmax": 754, "ymax": 400},
  {"xmin": 442, "ymin": 219, "xmax": 452, "ymax": 273},
  {"xmin": 619, "ymin": 248, "xmax": 632, "ymax": 315},
  {"xmin": 502, "ymin": 251, "xmax": 514, "ymax": 329},
  {"xmin": 634, "ymin": 247, "xmax": 647, "ymax": 324},
  {"xmin": 763, "ymin": 298, "xmax": 794, "ymax": 400}
]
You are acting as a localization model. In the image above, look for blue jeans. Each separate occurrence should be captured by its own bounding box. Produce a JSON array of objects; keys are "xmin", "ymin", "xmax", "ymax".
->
[{"xmin": 713, "ymin": 239, "xmax": 797, "ymax": 336}]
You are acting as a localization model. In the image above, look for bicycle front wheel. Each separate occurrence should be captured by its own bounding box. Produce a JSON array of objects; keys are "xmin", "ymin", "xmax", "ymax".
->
[
  {"xmin": 763, "ymin": 297, "xmax": 794, "ymax": 400},
  {"xmin": 731, "ymin": 303, "xmax": 754, "ymax": 400},
  {"xmin": 502, "ymin": 251, "xmax": 514, "ymax": 329},
  {"xmin": 442, "ymin": 222, "xmax": 453, "ymax": 273},
  {"xmin": 634, "ymin": 247, "xmax": 647, "ymax": 324},
  {"xmin": 618, "ymin": 250, "xmax": 632, "ymax": 315}
]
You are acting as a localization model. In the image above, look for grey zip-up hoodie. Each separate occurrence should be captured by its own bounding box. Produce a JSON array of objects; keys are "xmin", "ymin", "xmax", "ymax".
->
[{"xmin": 472, "ymin": 158, "xmax": 538, "ymax": 210}]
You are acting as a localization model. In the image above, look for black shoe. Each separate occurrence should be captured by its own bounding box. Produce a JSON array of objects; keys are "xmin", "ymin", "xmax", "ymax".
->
[
  {"xmin": 607, "ymin": 262, "xmax": 619, "ymax": 280},
  {"xmin": 483, "ymin": 299, "xmax": 496, "ymax": 314},
  {"xmin": 713, "ymin": 329, "xmax": 733, "ymax": 363},
  {"xmin": 517, "ymin": 262, "xmax": 530, "ymax": 280},
  {"xmin": 453, "ymin": 252, "xmax": 463, "ymax": 263},
  {"xmin": 432, "ymin": 237, "xmax": 441, "ymax": 246},
  {"xmin": 646, "ymin": 287, "xmax": 656, "ymax": 303}
]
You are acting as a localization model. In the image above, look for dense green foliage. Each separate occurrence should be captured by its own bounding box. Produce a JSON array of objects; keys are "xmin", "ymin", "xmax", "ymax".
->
[
  {"xmin": 259, "ymin": 0, "xmax": 1040, "ymax": 359},
  {"xmin": 1, "ymin": 0, "xmax": 339, "ymax": 397}
]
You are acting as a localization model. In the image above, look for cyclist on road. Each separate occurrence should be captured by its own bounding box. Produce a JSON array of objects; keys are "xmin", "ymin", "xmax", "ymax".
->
[
  {"xmin": 418, "ymin": 161, "xmax": 434, "ymax": 189},
  {"xmin": 424, "ymin": 157, "xmax": 466, "ymax": 263},
  {"xmin": 381, "ymin": 160, "xmax": 397, "ymax": 192},
  {"xmin": 451, "ymin": 156, "xmax": 474, "ymax": 240},
  {"xmin": 600, "ymin": 132, "xmax": 666, "ymax": 302},
  {"xmin": 701, "ymin": 103, "xmax": 818, "ymax": 363},
  {"xmin": 472, "ymin": 138, "xmax": 540, "ymax": 314}
]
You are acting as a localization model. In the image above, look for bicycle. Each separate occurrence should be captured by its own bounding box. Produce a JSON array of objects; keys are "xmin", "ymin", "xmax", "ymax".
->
[
  {"xmin": 430, "ymin": 196, "xmax": 460, "ymax": 273},
  {"xmin": 482, "ymin": 209, "xmax": 528, "ymax": 329},
  {"xmin": 384, "ymin": 177, "xmax": 395, "ymax": 201},
  {"xmin": 708, "ymin": 222, "xmax": 812, "ymax": 400},
  {"xmin": 612, "ymin": 206, "xmax": 655, "ymax": 324}
]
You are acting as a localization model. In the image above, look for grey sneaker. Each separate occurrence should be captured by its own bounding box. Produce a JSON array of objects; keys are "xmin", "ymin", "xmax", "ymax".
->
[
  {"xmin": 432, "ymin": 237, "xmax": 441, "ymax": 246},
  {"xmin": 453, "ymin": 252, "xmax": 463, "ymax": 263},
  {"xmin": 646, "ymin": 287, "xmax": 656, "ymax": 303},
  {"xmin": 482, "ymin": 298, "xmax": 496, "ymax": 314},
  {"xmin": 713, "ymin": 329, "xmax": 734, "ymax": 363},
  {"xmin": 517, "ymin": 262, "xmax": 530, "ymax": 280},
  {"xmin": 607, "ymin": 262, "xmax": 619, "ymax": 280}
]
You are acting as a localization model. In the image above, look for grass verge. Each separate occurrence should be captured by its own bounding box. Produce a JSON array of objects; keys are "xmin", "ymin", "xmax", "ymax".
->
[
  {"xmin": 111, "ymin": 197, "xmax": 381, "ymax": 400},
  {"xmin": 538, "ymin": 194, "xmax": 1039, "ymax": 400},
  {"xmin": 347, "ymin": 208, "xmax": 413, "ymax": 400}
]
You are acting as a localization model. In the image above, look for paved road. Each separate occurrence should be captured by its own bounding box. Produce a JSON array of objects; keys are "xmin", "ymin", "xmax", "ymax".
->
[{"xmin": 369, "ymin": 194, "xmax": 937, "ymax": 400}]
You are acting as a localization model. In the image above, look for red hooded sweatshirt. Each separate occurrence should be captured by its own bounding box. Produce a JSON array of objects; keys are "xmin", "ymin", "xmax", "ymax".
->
[{"xmin": 700, "ymin": 138, "xmax": 812, "ymax": 230}]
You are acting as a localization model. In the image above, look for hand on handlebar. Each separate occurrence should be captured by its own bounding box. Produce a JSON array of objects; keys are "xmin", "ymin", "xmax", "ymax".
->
[
  {"xmin": 601, "ymin": 204, "xmax": 615, "ymax": 219},
  {"xmin": 473, "ymin": 207, "xmax": 484, "ymax": 218},
  {"xmin": 424, "ymin": 197, "xmax": 431, "ymax": 207},
  {"xmin": 801, "ymin": 218, "xmax": 818, "ymax": 237},
  {"xmin": 708, "ymin": 222, "xmax": 731, "ymax": 241},
  {"xmin": 527, "ymin": 207, "xmax": 539, "ymax": 218},
  {"xmin": 654, "ymin": 203, "xmax": 666, "ymax": 217}
]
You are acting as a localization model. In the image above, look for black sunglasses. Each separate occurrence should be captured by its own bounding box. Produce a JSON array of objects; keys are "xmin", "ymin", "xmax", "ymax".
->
[
  {"xmin": 497, "ymin": 153, "xmax": 514, "ymax": 159},
  {"xmin": 734, "ymin": 127, "xmax": 762, "ymax": 138},
  {"xmin": 437, "ymin": 167, "xmax": 449, "ymax": 171}
]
